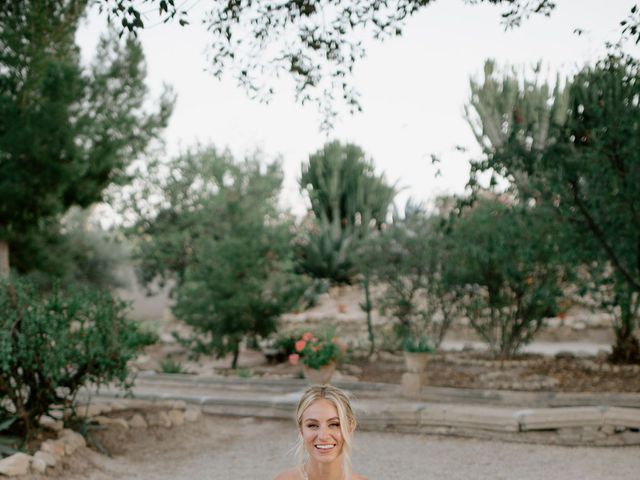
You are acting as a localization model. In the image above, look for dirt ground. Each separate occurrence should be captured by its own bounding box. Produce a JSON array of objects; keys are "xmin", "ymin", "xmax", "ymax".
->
[
  {"xmin": 28, "ymin": 415, "xmax": 640, "ymax": 480},
  {"xmin": 350, "ymin": 353, "xmax": 640, "ymax": 393}
]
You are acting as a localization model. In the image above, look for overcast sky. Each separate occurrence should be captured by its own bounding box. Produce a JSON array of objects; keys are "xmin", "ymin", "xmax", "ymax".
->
[{"xmin": 78, "ymin": 0, "xmax": 639, "ymax": 216}]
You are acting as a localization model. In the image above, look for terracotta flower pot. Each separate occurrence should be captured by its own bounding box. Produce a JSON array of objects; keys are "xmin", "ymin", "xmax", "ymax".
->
[
  {"xmin": 303, "ymin": 362, "xmax": 336, "ymax": 384},
  {"xmin": 403, "ymin": 351, "xmax": 430, "ymax": 373}
]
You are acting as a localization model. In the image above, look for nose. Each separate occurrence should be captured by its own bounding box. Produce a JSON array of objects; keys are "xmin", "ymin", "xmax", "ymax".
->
[{"xmin": 317, "ymin": 424, "xmax": 331, "ymax": 440}]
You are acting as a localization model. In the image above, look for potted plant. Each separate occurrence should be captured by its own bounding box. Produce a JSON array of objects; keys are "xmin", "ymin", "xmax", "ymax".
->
[
  {"xmin": 289, "ymin": 329, "xmax": 345, "ymax": 384},
  {"xmin": 403, "ymin": 335, "xmax": 434, "ymax": 373}
]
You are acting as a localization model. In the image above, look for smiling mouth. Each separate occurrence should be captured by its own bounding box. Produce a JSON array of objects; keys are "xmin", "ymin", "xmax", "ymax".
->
[{"xmin": 315, "ymin": 444, "xmax": 336, "ymax": 451}]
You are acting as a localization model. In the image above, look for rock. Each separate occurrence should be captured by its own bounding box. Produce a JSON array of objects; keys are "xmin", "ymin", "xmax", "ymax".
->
[
  {"xmin": 378, "ymin": 351, "xmax": 401, "ymax": 362},
  {"xmin": 79, "ymin": 403, "xmax": 111, "ymax": 418},
  {"xmin": 184, "ymin": 408, "xmax": 202, "ymax": 423},
  {"xmin": 171, "ymin": 400, "xmax": 187, "ymax": 410},
  {"xmin": 129, "ymin": 413, "xmax": 148, "ymax": 428},
  {"xmin": 39, "ymin": 415, "xmax": 63, "ymax": 432},
  {"xmin": 31, "ymin": 457, "xmax": 48, "ymax": 474},
  {"xmin": 546, "ymin": 318, "xmax": 561, "ymax": 328},
  {"xmin": 571, "ymin": 321, "xmax": 586, "ymax": 331},
  {"xmin": 167, "ymin": 409, "xmax": 185, "ymax": 427},
  {"xmin": 93, "ymin": 415, "xmax": 128, "ymax": 429},
  {"xmin": 33, "ymin": 451, "xmax": 56, "ymax": 468},
  {"xmin": 146, "ymin": 411, "xmax": 172, "ymax": 428},
  {"xmin": 0, "ymin": 453, "xmax": 31, "ymax": 476},
  {"xmin": 239, "ymin": 417, "xmax": 256, "ymax": 425},
  {"xmin": 59, "ymin": 429, "xmax": 86, "ymax": 454},
  {"xmin": 343, "ymin": 364, "xmax": 363, "ymax": 376},
  {"xmin": 40, "ymin": 439, "xmax": 66, "ymax": 459},
  {"xmin": 109, "ymin": 402, "xmax": 128, "ymax": 412}
]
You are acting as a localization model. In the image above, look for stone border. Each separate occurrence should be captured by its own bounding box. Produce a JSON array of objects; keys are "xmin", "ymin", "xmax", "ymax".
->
[
  {"xmin": 133, "ymin": 373, "xmax": 640, "ymax": 408},
  {"xmin": 0, "ymin": 400, "xmax": 203, "ymax": 478},
  {"xmin": 86, "ymin": 379, "xmax": 640, "ymax": 447}
]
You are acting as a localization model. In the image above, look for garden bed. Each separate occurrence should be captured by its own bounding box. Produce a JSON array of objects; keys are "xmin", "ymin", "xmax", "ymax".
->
[{"xmin": 350, "ymin": 352, "xmax": 640, "ymax": 393}]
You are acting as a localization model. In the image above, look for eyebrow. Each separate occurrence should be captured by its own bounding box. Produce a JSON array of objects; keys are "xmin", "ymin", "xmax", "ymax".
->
[{"xmin": 305, "ymin": 417, "xmax": 340, "ymax": 422}]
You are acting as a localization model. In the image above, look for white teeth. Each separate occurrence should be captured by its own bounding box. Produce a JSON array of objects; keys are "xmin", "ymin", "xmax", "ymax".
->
[{"xmin": 315, "ymin": 444, "xmax": 335, "ymax": 449}]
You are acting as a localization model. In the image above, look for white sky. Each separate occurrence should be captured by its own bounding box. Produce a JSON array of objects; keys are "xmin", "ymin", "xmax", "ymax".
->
[{"xmin": 77, "ymin": 0, "xmax": 639, "ymax": 217}]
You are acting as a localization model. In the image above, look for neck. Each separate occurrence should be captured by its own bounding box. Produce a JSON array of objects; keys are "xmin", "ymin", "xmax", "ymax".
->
[{"xmin": 305, "ymin": 458, "xmax": 345, "ymax": 480}]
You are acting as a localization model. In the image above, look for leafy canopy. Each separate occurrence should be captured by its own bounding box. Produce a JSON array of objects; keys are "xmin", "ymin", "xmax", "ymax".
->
[
  {"xmin": 95, "ymin": 0, "xmax": 571, "ymax": 126},
  {"xmin": 129, "ymin": 147, "xmax": 308, "ymax": 368},
  {"xmin": 0, "ymin": 0, "xmax": 173, "ymax": 272}
]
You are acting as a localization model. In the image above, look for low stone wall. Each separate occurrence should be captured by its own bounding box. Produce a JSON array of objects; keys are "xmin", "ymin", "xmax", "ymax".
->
[
  {"xmin": 0, "ymin": 399, "xmax": 203, "ymax": 478},
  {"xmin": 87, "ymin": 374, "xmax": 640, "ymax": 447}
]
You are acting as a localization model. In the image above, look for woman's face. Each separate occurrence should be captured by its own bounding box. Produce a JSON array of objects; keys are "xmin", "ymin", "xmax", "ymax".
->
[{"xmin": 300, "ymin": 399, "xmax": 344, "ymax": 464}]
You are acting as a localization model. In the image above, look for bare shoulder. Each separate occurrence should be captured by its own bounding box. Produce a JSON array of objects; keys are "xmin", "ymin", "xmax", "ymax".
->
[
  {"xmin": 273, "ymin": 468, "xmax": 302, "ymax": 480},
  {"xmin": 353, "ymin": 474, "xmax": 368, "ymax": 480}
]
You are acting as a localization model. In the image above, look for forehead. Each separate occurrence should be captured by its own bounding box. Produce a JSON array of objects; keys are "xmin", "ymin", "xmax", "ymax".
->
[{"xmin": 302, "ymin": 399, "xmax": 339, "ymax": 421}]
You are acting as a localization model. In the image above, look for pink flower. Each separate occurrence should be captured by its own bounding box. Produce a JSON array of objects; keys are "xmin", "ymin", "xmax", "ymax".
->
[
  {"xmin": 295, "ymin": 340, "xmax": 307, "ymax": 352},
  {"xmin": 302, "ymin": 332, "xmax": 313, "ymax": 341},
  {"xmin": 288, "ymin": 353, "xmax": 300, "ymax": 366}
]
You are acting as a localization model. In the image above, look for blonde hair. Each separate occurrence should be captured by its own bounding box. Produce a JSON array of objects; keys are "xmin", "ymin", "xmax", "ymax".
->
[{"xmin": 294, "ymin": 385, "xmax": 357, "ymax": 479}]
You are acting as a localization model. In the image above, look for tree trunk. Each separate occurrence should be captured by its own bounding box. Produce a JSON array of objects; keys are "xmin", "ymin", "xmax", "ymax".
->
[
  {"xmin": 231, "ymin": 339, "xmax": 240, "ymax": 369},
  {"xmin": 0, "ymin": 240, "xmax": 8, "ymax": 278},
  {"xmin": 610, "ymin": 324, "xmax": 640, "ymax": 364},
  {"xmin": 362, "ymin": 277, "xmax": 376, "ymax": 357}
]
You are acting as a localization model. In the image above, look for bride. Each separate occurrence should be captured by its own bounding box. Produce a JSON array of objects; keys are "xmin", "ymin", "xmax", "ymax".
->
[{"xmin": 274, "ymin": 385, "xmax": 367, "ymax": 480}]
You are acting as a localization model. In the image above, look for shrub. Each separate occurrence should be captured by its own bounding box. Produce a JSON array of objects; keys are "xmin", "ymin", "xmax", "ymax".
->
[
  {"xmin": 288, "ymin": 329, "xmax": 345, "ymax": 370},
  {"xmin": 159, "ymin": 358, "xmax": 184, "ymax": 374},
  {"xmin": 447, "ymin": 199, "xmax": 564, "ymax": 358},
  {"xmin": 0, "ymin": 277, "xmax": 154, "ymax": 440},
  {"xmin": 361, "ymin": 204, "xmax": 459, "ymax": 350}
]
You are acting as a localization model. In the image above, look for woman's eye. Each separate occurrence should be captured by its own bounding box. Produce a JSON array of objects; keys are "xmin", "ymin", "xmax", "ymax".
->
[
  {"xmin": 307, "ymin": 424, "xmax": 318, "ymax": 429},
  {"xmin": 330, "ymin": 423, "xmax": 340, "ymax": 427}
]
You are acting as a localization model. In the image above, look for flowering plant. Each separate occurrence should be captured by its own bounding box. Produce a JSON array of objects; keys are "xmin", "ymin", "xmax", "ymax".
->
[{"xmin": 288, "ymin": 329, "xmax": 345, "ymax": 370}]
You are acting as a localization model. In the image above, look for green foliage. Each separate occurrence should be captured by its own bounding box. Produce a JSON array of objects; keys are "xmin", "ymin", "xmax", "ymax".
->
[
  {"xmin": 296, "ymin": 217, "xmax": 356, "ymax": 284},
  {"xmin": 465, "ymin": 59, "xmax": 569, "ymax": 197},
  {"xmin": 402, "ymin": 336, "xmax": 434, "ymax": 353},
  {"xmin": 130, "ymin": 147, "xmax": 308, "ymax": 368},
  {"xmin": 8, "ymin": 208, "xmax": 129, "ymax": 290},
  {"xmin": 0, "ymin": 276, "xmax": 154, "ymax": 441},
  {"xmin": 301, "ymin": 141, "xmax": 395, "ymax": 233},
  {"xmin": 298, "ymin": 141, "xmax": 396, "ymax": 284},
  {"xmin": 467, "ymin": 54, "xmax": 640, "ymax": 362},
  {"xmin": 159, "ymin": 358, "xmax": 184, "ymax": 374},
  {"xmin": 0, "ymin": 2, "xmax": 173, "ymax": 274},
  {"xmin": 447, "ymin": 199, "xmax": 563, "ymax": 358},
  {"xmin": 360, "ymin": 202, "xmax": 458, "ymax": 350}
]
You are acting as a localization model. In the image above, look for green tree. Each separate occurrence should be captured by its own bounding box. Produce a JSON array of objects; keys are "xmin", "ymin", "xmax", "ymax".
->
[
  {"xmin": 0, "ymin": 1, "xmax": 173, "ymax": 277},
  {"xmin": 467, "ymin": 55, "xmax": 640, "ymax": 363},
  {"xmin": 447, "ymin": 198, "xmax": 563, "ymax": 358},
  {"xmin": 130, "ymin": 147, "xmax": 307, "ymax": 368}
]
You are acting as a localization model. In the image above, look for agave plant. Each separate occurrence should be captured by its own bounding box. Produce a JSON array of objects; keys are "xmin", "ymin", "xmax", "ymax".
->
[{"xmin": 297, "ymin": 216, "xmax": 356, "ymax": 284}]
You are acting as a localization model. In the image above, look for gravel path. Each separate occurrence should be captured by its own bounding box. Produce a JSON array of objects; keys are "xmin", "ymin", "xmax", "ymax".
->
[{"xmin": 51, "ymin": 415, "xmax": 640, "ymax": 480}]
